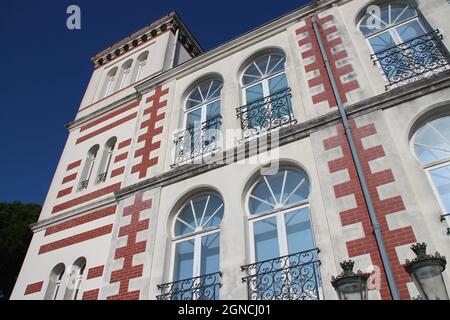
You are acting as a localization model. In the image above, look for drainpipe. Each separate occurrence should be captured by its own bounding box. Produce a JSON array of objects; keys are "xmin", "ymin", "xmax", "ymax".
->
[{"xmin": 311, "ymin": 16, "xmax": 400, "ymax": 300}]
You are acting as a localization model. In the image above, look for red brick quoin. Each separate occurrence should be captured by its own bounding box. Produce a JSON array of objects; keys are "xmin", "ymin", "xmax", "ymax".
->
[
  {"xmin": 323, "ymin": 120, "xmax": 416, "ymax": 300},
  {"xmin": 132, "ymin": 86, "xmax": 168, "ymax": 179},
  {"xmin": 295, "ymin": 15, "xmax": 359, "ymax": 108},
  {"xmin": 107, "ymin": 192, "xmax": 152, "ymax": 300}
]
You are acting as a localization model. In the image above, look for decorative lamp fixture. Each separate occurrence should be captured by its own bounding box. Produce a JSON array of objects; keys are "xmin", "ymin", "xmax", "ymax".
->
[
  {"xmin": 331, "ymin": 260, "xmax": 369, "ymax": 300},
  {"xmin": 404, "ymin": 242, "xmax": 448, "ymax": 300}
]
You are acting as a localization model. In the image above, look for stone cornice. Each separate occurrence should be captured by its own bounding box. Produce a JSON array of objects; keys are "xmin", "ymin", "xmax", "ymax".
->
[{"xmin": 91, "ymin": 12, "xmax": 203, "ymax": 69}]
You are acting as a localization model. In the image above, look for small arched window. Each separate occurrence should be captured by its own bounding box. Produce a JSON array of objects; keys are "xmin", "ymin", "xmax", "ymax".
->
[
  {"xmin": 45, "ymin": 263, "xmax": 65, "ymax": 300},
  {"xmin": 117, "ymin": 59, "xmax": 134, "ymax": 90},
  {"xmin": 101, "ymin": 67, "xmax": 118, "ymax": 98},
  {"xmin": 239, "ymin": 53, "xmax": 292, "ymax": 133},
  {"xmin": 171, "ymin": 192, "xmax": 224, "ymax": 299},
  {"xmin": 64, "ymin": 257, "xmax": 86, "ymax": 300},
  {"xmin": 78, "ymin": 145, "xmax": 100, "ymax": 191},
  {"xmin": 133, "ymin": 51, "xmax": 149, "ymax": 82},
  {"xmin": 412, "ymin": 115, "xmax": 450, "ymax": 220},
  {"xmin": 96, "ymin": 137, "xmax": 117, "ymax": 184}
]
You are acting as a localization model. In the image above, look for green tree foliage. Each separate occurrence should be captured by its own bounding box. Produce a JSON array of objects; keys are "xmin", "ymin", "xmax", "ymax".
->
[{"xmin": 0, "ymin": 202, "xmax": 41, "ymax": 299}]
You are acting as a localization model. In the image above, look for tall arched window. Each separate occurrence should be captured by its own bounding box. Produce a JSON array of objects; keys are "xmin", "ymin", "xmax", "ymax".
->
[
  {"xmin": 96, "ymin": 137, "xmax": 117, "ymax": 184},
  {"xmin": 239, "ymin": 53, "xmax": 293, "ymax": 136},
  {"xmin": 132, "ymin": 51, "xmax": 149, "ymax": 82},
  {"xmin": 78, "ymin": 145, "xmax": 99, "ymax": 191},
  {"xmin": 174, "ymin": 79, "xmax": 223, "ymax": 165},
  {"xmin": 45, "ymin": 263, "xmax": 65, "ymax": 300},
  {"xmin": 412, "ymin": 115, "xmax": 450, "ymax": 227},
  {"xmin": 243, "ymin": 168, "xmax": 320, "ymax": 300},
  {"xmin": 117, "ymin": 59, "xmax": 133, "ymax": 90},
  {"xmin": 101, "ymin": 67, "xmax": 118, "ymax": 98},
  {"xmin": 168, "ymin": 192, "xmax": 224, "ymax": 300},
  {"xmin": 358, "ymin": 3, "xmax": 448, "ymax": 88},
  {"xmin": 64, "ymin": 257, "xmax": 86, "ymax": 300}
]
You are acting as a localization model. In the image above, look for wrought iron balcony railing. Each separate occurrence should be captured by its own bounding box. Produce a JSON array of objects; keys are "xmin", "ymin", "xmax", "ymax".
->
[
  {"xmin": 97, "ymin": 172, "xmax": 107, "ymax": 184},
  {"xmin": 78, "ymin": 180, "xmax": 89, "ymax": 191},
  {"xmin": 241, "ymin": 248, "xmax": 321, "ymax": 300},
  {"xmin": 156, "ymin": 272, "xmax": 222, "ymax": 300},
  {"xmin": 171, "ymin": 116, "xmax": 222, "ymax": 167},
  {"xmin": 236, "ymin": 87, "xmax": 297, "ymax": 139},
  {"xmin": 371, "ymin": 30, "xmax": 450, "ymax": 90}
]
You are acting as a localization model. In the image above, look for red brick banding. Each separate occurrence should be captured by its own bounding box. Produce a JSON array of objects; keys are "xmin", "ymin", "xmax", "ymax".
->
[
  {"xmin": 87, "ymin": 265, "xmax": 105, "ymax": 279},
  {"xmin": 118, "ymin": 139, "xmax": 132, "ymax": 150},
  {"xmin": 39, "ymin": 224, "xmax": 113, "ymax": 254},
  {"xmin": 52, "ymin": 183, "xmax": 121, "ymax": 214},
  {"xmin": 107, "ymin": 192, "xmax": 151, "ymax": 300},
  {"xmin": 24, "ymin": 281, "xmax": 43, "ymax": 295},
  {"xmin": 131, "ymin": 86, "xmax": 168, "ymax": 179},
  {"xmin": 111, "ymin": 167, "xmax": 125, "ymax": 178},
  {"xmin": 80, "ymin": 101, "xmax": 140, "ymax": 132},
  {"xmin": 62, "ymin": 173, "xmax": 78, "ymax": 184},
  {"xmin": 82, "ymin": 289, "xmax": 100, "ymax": 300},
  {"xmin": 323, "ymin": 120, "xmax": 416, "ymax": 300},
  {"xmin": 45, "ymin": 206, "xmax": 117, "ymax": 236},
  {"xmin": 114, "ymin": 152, "xmax": 128, "ymax": 163},
  {"xmin": 295, "ymin": 15, "xmax": 359, "ymax": 108},
  {"xmin": 67, "ymin": 160, "xmax": 82, "ymax": 171},
  {"xmin": 57, "ymin": 187, "xmax": 73, "ymax": 199},
  {"xmin": 76, "ymin": 113, "xmax": 138, "ymax": 144}
]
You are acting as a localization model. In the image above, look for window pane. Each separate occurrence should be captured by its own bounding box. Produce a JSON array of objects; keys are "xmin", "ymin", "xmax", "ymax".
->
[
  {"xmin": 186, "ymin": 109, "xmax": 202, "ymax": 129},
  {"xmin": 200, "ymin": 233, "xmax": 220, "ymax": 275},
  {"xmin": 175, "ymin": 206, "xmax": 196, "ymax": 236},
  {"xmin": 369, "ymin": 31, "xmax": 396, "ymax": 53},
  {"xmin": 249, "ymin": 177, "xmax": 276, "ymax": 215},
  {"xmin": 245, "ymin": 83, "xmax": 264, "ymax": 104},
  {"xmin": 430, "ymin": 117, "xmax": 450, "ymax": 141},
  {"xmin": 283, "ymin": 170, "xmax": 310, "ymax": 206},
  {"xmin": 268, "ymin": 74, "xmax": 288, "ymax": 94},
  {"xmin": 253, "ymin": 217, "xmax": 280, "ymax": 261},
  {"xmin": 395, "ymin": 20, "xmax": 425, "ymax": 43},
  {"xmin": 285, "ymin": 208, "xmax": 314, "ymax": 254},
  {"xmin": 267, "ymin": 55, "xmax": 285, "ymax": 75},
  {"xmin": 265, "ymin": 171, "xmax": 284, "ymax": 204},
  {"xmin": 414, "ymin": 144, "xmax": 450, "ymax": 164},
  {"xmin": 202, "ymin": 195, "xmax": 224, "ymax": 229},
  {"xmin": 173, "ymin": 240, "xmax": 195, "ymax": 281},
  {"xmin": 391, "ymin": 4, "xmax": 416, "ymax": 24},
  {"xmin": 206, "ymin": 101, "xmax": 221, "ymax": 121},
  {"xmin": 430, "ymin": 165, "xmax": 450, "ymax": 214}
]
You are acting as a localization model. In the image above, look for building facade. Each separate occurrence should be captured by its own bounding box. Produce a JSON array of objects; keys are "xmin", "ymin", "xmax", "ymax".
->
[{"xmin": 11, "ymin": 0, "xmax": 450, "ymax": 300}]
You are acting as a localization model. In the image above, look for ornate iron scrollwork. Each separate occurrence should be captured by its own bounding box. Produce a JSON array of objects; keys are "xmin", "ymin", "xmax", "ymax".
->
[
  {"xmin": 156, "ymin": 272, "xmax": 222, "ymax": 300},
  {"xmin": 241, "ymin": 248, "xmax": 321, "ymax": 300},
  {"xmin": 78, "ymin": 180, "xmax": 89, "ymax": 191},
  {"xmin": 172, "ymin": 116, "xmax": 222, "ymax": 167},
  {"xmin": 97, "ymin": 172, "xmax": 107, "ymax": 183},
  {"xmin": 371, "ymin": 30, "xmax": 450, "ymax": 90},
  {"xmin": 236, "ymin": 87, "xmax": 296, "ymax": 139}
]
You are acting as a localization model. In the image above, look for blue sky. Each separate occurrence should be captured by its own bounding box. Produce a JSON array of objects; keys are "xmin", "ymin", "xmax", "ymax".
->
[{"xmin": 0, "ymin": 0, "xmax": 310, "ymax": 204}]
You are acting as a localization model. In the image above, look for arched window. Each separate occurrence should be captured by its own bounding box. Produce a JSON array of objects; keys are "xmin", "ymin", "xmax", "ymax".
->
[
  {"xmin": 174, "ymin": 79, "xmax": 223, "ymax": 165},
  {"xmin": 239, "ymin": 53, "xmax": 293, "ymax": 135},
  {"xmin": 96, "ymin": 137, "xmax": 117, "ymax": 184},
  {"xmin": 412, "ymin": 115, "xmax": 450, "ymax": 224},
  {"xmin": 117, "ymin": 59, "xmax": 133, "ymax": 90},
  {"xmin": 133, "ymin": 51, "xmax": 149, "ymax": 82},
  {"xmin": 170, "ymin": 192, "xmax": 224, "ymax": 299},
  {"xmin": 244, "ymin": 168, "xmax": 320, "ymax": 300},
  {"xmin": 357, "ymin": 3, "xmax": 447, "ymax": 88},
  {"xmin": 45, "ymin": 263, "xmax": 65, "ymax": 300},
  {"xmin": 78, "ymin": 145, "xmax": 99, "ymax": 191},
  {"xmin": 101, "ymin": 67, "xmax": 118, "ymax": 98},
  {"xmin": 64, "ymin": 257, "xmax": 86, "ymax": 300}
]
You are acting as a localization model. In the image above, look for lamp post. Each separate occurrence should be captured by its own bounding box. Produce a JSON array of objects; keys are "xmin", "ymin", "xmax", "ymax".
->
[
  {"xmin": 404, "ymin": 242, "xmax": 448, "ymax": 300},
  {"xmin": 331, "ymin": 260, "xmax": 369, "ymax": 300}
]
